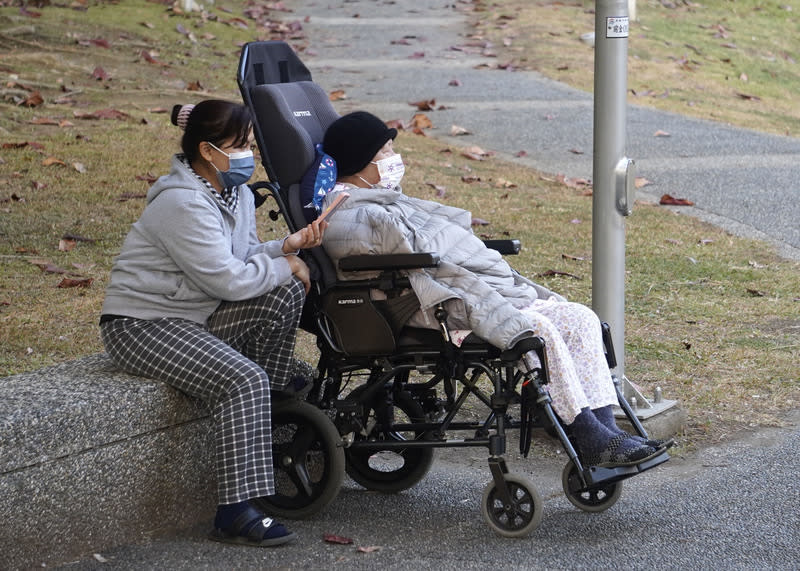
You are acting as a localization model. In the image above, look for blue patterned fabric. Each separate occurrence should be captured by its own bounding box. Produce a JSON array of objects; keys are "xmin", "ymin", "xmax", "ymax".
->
[{"xmin": 299, "ymin": 143, "xmax": 338, "ymax": 223}]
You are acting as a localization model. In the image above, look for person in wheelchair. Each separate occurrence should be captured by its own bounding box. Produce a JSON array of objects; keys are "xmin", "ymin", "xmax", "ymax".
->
[
  {"xmin": 318, "ymin": 111, "xmax": 669, "ymax": 469},
  {"xmin": 100, "ymin": 100, "xmax": 327, "ymax": 547}
]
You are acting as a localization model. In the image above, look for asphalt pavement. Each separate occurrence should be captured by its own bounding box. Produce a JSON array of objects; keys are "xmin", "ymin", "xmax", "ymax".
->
[
  {"xmin": 61, "ymin": 415, "xmax": 800, "ymax": 570},
  {"xmin": 60, "ymin": 0, "xmax": 800, "ymax": 568}
]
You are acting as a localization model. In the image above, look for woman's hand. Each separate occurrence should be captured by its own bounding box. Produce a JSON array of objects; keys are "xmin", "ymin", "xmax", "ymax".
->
[
  {"xmin": 282, "ymin": 219, "xmax": 328, "ymax": 253},
  {"xmin": 285, "ymin": 254, "xmax": 311, "ymax": 293}
]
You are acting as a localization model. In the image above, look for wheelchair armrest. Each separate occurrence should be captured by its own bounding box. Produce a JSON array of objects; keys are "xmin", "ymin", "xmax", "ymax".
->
[
  {"xmin": 338, "ymin": 253, "xmax": 440, "ymax": 272},
  {"xmin": 483, "ymin": 239, "xmax": 521, "ymax": 255}
]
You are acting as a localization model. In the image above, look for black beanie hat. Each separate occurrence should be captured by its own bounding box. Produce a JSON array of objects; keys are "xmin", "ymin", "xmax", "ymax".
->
[{"xmin": 322, "ymin": 111, "xmax": 398, "ymax": 176}]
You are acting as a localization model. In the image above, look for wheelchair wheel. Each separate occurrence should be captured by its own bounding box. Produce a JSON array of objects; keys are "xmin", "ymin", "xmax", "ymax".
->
[
  {"xmin": 344, "ymin": 387, "xmax": 434, "ymax": 493},
  {"xmin": 253, "ymin": 398, "xmax": 344, "ymax": 519},
  {"xmin": 481, "ymin": 473, "xmax": 543, "ymax": 537},
  {"xmin": 561, "ymin": 460, "xmax": 623, "ymax": 513}
]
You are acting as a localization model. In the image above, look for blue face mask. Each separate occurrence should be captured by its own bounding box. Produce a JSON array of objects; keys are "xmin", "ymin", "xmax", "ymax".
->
[{"xmin": 208, "ymin": 142, "xmax": 255, "ymax": 188}]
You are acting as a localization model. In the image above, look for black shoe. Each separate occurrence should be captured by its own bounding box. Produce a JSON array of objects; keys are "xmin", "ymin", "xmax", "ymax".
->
[{"xmin": 582, "ymin": 435, "xmax": 661, "ymax": 468}]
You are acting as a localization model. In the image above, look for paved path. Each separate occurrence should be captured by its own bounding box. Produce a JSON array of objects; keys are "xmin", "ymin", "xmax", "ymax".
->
[
  {"xmin": 301, "ymin": 0, "xmax": 800, "ymax": 261},
  {"xmin": 64, "ymin": 416, "xmax": 800, "ymax": 570}
]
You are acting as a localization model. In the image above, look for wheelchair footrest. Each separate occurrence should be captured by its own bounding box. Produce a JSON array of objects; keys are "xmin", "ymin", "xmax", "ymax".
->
[{"xmin": 581, "ymin": 450, "xmax": 670, "ymax": 487}]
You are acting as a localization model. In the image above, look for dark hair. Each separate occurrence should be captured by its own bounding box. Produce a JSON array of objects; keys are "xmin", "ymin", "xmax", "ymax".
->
[{"xmin": 170, "ymin": 100, "xmax": 252, "ymax": 162}]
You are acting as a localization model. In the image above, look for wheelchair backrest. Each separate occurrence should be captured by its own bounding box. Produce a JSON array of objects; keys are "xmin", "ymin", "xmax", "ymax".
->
[{"xmin": 237, "ymin": 41, "xmax": 341, "ymax": 289}]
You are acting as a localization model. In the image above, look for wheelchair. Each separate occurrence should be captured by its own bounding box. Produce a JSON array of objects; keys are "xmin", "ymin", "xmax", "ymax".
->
[{"xmin": 236, "ymin": 40, "xmax": 669, "ymax": 537}]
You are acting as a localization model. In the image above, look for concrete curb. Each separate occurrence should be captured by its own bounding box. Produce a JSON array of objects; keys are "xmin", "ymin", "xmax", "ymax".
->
[{"xmin": 0, "ymin": 354, "xmax": 215, "ymax": 569}]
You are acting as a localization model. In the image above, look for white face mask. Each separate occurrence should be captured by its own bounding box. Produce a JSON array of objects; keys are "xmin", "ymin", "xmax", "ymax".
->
[{"xmin": 370, "ymin": 153, "xmax": 405, "ymax": 191}]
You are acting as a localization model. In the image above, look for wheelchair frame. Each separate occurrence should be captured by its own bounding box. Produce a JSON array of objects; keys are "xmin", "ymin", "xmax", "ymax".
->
[{"xmin": 236, "ymin": 40, "xmax": 669, "ymax": 536}]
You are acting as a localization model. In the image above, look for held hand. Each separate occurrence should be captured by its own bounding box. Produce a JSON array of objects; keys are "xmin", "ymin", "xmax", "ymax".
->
[
  {"xmin": 286, "ymin": 254, "xmax": 311, "ymax": 293},
  {"xmin": 283, "ymin": 219, "xmax": 328, "ymax": 253}
]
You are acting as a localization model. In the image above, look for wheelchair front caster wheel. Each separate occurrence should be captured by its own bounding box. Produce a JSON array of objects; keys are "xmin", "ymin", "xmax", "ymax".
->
[
  {"xmin": 481, "ymin": 473, "xmax": 543, "ymax": 537},
  {"xmin": 561, "ymin": 460, "xmax": 622, "ymax": 513},
  {"xmin": 253, "ymin": 398, "xmax": 344, "ymax": 519}
]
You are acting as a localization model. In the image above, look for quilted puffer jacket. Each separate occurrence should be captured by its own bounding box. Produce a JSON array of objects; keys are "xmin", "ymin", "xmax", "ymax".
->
[{"xmin": 321, "ymin": 184, "xmax": 562, "ymax": 350}]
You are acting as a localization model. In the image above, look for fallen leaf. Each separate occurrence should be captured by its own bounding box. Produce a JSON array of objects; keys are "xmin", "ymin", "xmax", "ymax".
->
[
  {"xmin": 73, "ymin": 108, "xmax": 130, "ymax": 120},
  {"xmin": 186, "ymin": 81, "xmax": 204, "ymax": 92},
  {"xmin": 329, "ymin": 89, "xmax": 347, "ymax": 101},
  {"xmin": 29, "ymin": 117, "xmax": 59, "ymax": 125},
  {"xmin": 118, "ymin": 192, "xmax": 147, "ymax": 201},
  {"xmin": 385, "ymin": 119, "xmax": 405, "ymax": 130},
  {"xmin": 57, "ymin": 277, "xmax": 93, "ymax": 288},
  {"xmin": 562, "ymin": 254, "xmax": 585, "ymax": 261},
  {"xmin": 536, "ymin": 269, "xmax": 582, "ymax": 280},
  {"xmin": 409, "ymin": 113, "xmax": 433, "ymax": 129},
  {"xmin": 59, "ymin": 238, "xmax": 77, "ymax": 252},
  {"xmin": 409, "ymin": 98, "xmax": 436, "ymax": 111},
  {"xmin": 450, "ymin": 124, "xmax": 470, "ymax": 136},
  {"xmin": 735, "ymin": 92, "xmax": 761, "ymax": 101},
  {"xmin": 21, "ymin": 91, "xmax": 44, "ymax": 108},
  {"xmin": 140, "ymin": 50, "xmax": 168, "ymax": 66},
  {"xmin": 42, "ymin": 157, "xmax": 66, "ymax": 167},
  {"xmin": 635, "ymin": 176, "xmax": 653, "ymax": 188},
  {"xmin": 568, "ymin": 148, "xmax": 584, "ymax": 155},
  {"xmin": 323, "ymin": 533, "xmax": 354, "ymax": 545},
  {"xmin": 556, "ymin": 174, "xmax": 592, "ymax": 189},
  {"xmin": 463, "ymin": 145, "xmax": 491, "ymax": 157},
  {"xmin": 653, "ymin": 130, "xmax": 670, "ymax": 137},
  {"xmin": 135, "ymin": 172, "xmax": 158, "ymax": 184},
  {"xmin": 62, "ymin": 233, "xmax": 95, "ymax": 243},
  {"xmin": 659, "ymin": 194, "xmax": 694, "ymax": 206},
  {"xmin": 461, "ymin": 174, "xmax": 481, "ymax": 183},
  {"xmin": 448, "ymin": 78, "xmax": 461, "ymax": 86},
  {"xmin": 91, "ymin": 66, "xmax": 109, "ymax": 81},
  {"xmin": 515, "ymin": 150, "xmax": 528, "ymax": 157},
  {"xmin": 30, "ymin": 260, "xmax": 67, "ymax": 274},
  {"xmin": 746, "ymin": 288, "xmax": 766, "ymax": 297},
  {"xmin": 72, "ymin": 162, "xmax": 87, "ymax": 173},
  {"xmin": 471, "ymin": 217, "xmax": 490, "ymax": 226},
  {"xmin": 425, "ymin": 181, "xmax": 446, "ymax": 197},
  {"xmin": 357, "ymin": 545, "xmax": 381, "ymax": 553},
  {"xmin": 493, "ymin": 178, "xmax": 516, "ymax": 188}
]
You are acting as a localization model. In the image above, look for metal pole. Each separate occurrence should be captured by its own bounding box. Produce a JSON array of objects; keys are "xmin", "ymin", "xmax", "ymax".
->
[{"xmin": 592, "ymin": 0, "xmax": 635, "ymax": 380}]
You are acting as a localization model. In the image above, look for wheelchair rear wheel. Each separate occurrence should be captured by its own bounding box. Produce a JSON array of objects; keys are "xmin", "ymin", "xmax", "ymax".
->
[
  {"xmin": 561, "ymin": 460, "xmax": 623, "ymax": 513},
  {"xmin": 344, "ymin": 387, "xmax": 434, "ymax": 493},
  {"xmin": 481, "ymin": 473, "xmax": 543, "ymax": 537},
  {"xmin": 253, "ymin": 398, "xmax": 344, "ymax": 519}
]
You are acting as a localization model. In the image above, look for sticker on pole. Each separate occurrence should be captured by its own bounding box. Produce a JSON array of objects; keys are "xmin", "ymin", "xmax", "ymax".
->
[{"xmin": 606, "ymin": 17, "xmax": 629, "ymax": 38}]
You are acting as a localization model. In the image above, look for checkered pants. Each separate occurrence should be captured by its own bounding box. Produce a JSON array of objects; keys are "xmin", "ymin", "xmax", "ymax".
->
[{"xmin": 100, "ymin": 279, "xmax": 305, "ymax": 505}]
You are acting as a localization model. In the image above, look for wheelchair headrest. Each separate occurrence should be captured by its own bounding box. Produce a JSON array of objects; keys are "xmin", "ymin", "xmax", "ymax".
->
[
  {"xmin": 238, "ymin": 40, "xmax": 312, "ymax": 88},
  {"xmin": 249, "ymin": 81, "xmax": 340, "ymax": 190}
]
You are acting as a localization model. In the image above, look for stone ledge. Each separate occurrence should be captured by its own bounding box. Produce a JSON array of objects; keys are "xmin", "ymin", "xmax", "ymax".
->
[{"xmin": 0, "ymin": 354, "xmax": 215, "ymax": 570}]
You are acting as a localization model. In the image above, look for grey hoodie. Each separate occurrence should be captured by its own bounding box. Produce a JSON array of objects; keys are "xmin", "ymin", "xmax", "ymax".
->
[
  {"xmin": 101, "ymin": 155, "xmax": 293, "ymax": 325},
  {"xmin": 322, "ymin": 185, "xmax": 562, "ymax": 350}
]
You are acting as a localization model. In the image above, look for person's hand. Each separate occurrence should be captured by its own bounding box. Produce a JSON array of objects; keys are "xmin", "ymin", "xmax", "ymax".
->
[
  {"xmin": 285, "ymin": 254, "xmax": 311, "ymax": 293},
  {"xmin": 282, "ymin": 219, "xmax": 328, "ymax": 253}
]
